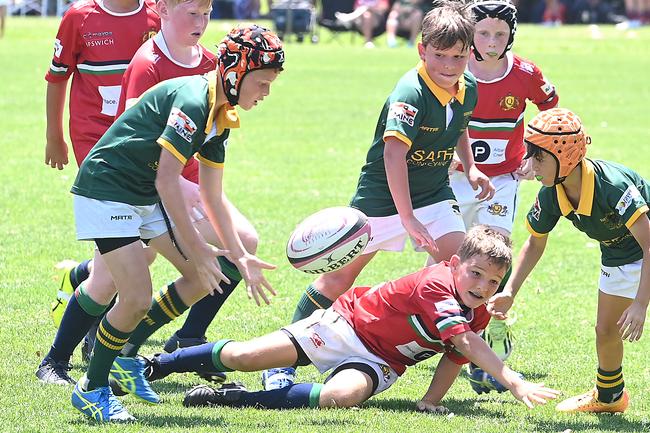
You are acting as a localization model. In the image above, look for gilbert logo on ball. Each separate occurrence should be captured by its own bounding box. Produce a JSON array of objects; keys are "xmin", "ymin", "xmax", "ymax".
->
[{"xmin": 287, "ymin": 207, "xmax": 371, "ymax": 274}]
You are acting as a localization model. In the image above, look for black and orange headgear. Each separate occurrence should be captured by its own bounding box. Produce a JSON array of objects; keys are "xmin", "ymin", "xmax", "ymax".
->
[{"xmin": 217, "ymin": 25, "xmax": 285, "ymax": 106}]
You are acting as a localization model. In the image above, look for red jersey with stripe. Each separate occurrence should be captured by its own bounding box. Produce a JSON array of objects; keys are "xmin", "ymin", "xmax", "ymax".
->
[
  {"xmin": 332, "ymin": 262, "xmax": 490, "ymax": 375},
  {"xmin": 45, "ymin": 0, "xmax": 160, "ymax": 166},
  {"xmin": 460, "ymin": 52, "xmax": 558, "ymax": 177},
  {"xmin": 116, "ymin": 32, "xmax": 216, "ymax": 183}
]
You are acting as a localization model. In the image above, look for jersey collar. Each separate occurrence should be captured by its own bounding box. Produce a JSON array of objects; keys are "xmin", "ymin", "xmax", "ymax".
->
[
  {"xmin": 205, "ymin": 71, "xmax": 240, "ymax": 135},
  {"xmin": 417, "ymin": 62, "xmax": 466, "ymax": 106},
  {"xmin": 555, "ymin": 159, "xmax": 595, "ymax": 216}
]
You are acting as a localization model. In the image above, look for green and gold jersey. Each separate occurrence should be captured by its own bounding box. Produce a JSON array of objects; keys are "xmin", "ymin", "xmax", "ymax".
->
[
  {"xmin": 72, "ymin": 71, "xmax": 237, "ymax": 206},
  {"xmin": 350, "ymin": 63, "xmax": 477, "ymax": 217},
  {"xmin": 526, "ymin": 159, "xmax": 650, "ymax": 266}
]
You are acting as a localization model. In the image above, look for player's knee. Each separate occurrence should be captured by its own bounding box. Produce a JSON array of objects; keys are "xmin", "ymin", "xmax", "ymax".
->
[
  {"xmin": 239, "ymin": 229, "xmax": 259, "ymax": 254},
  {"xmin": 315, "ymin": 272, "xmax": 353, "ymax": 299},
  {"xmin": 595, "ymin": 320, "xmax": 619, "ymax": 340},
  {"xmin": 320, "ymin": 386, "xmax": 368, "ymax": 408},
  {"xmin": 221, "ymin": 342, "xmax": 259, "ymax": 371}
]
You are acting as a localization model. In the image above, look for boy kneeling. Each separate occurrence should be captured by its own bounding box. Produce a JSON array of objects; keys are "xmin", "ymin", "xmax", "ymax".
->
[{"xmin": 149, "ymin": 225, "xmax": 558, "ymax": 411}]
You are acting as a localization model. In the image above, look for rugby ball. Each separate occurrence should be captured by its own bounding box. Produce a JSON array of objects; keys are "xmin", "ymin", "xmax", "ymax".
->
[{"xmin": 287, "ymin": 207, "xmax": 371, "ymax": 274}]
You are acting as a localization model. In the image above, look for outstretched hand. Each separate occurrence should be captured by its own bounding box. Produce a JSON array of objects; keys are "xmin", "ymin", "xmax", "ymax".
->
[
  {"xmin": 234, "ymin": 254, "xmax": 277, "ymax": 306},
  {"xmin": 510, "ymin": 381, "xmax": 561, "ymax": 409},
  {"xmin": 192, "ymin": 244, "xmax": 231, "ymax": 296}
]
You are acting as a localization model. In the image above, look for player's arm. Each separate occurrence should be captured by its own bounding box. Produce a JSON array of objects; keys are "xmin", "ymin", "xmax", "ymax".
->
[
  {"xmin": 156, "ymin": 150, "xmax": 229, "ymax": 293},
  {"xmin": 618, "ymin": 213, "xmax": 650, "ymax": 341},
  {"xmin": 450, "ymin": 331, "xmax": 560, "ymax": 408},
  {"xmin": 455, "ymin": 129, "xmax": 494, "ymax": 200},
  {"xmin": 416, "ymin": 354, "xmax": 461, "ymax": 413},
  {"xmin": 45, "ymin": 80, "xmax": 69, "ymax": 169},
  {"xmin": 488, "ymin": 233, "xmax": 548, "ymax": 319},
  {"xmin": 384, "ymin": 136, "xmax": 436, "ymax": 255},
  {"xmin": 198, "ymin": 163, "xmax": 277, "ymax": 306}
]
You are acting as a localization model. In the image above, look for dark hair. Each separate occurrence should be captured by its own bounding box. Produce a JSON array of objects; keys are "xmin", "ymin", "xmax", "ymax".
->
[
  {"xmin": 457, "ymin": 225, "xmax": 512, "ymax": 270},
  {"xmin": 422, "ymin": 0, "xmax": 475, "ymax": 51},
  {"xmin": 523, "ymin": 142, "xmax": 546, "ymax": 161}
]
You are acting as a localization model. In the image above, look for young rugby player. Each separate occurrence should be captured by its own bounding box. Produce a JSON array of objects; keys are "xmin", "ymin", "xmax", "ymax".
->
[
  {"xmin": 38, "ymin": 0, "xmax": 160, "ymax": 384},
  {"xmin": 489, "ymin": 108, "xmax": 650, "ymax": 413},
  {"xmin": 39, "ymin": 0, "xmax": 259, "ymax": 386},
  {"xmin": 66, "ymin": 25, "xmax": 284, "ymax": 422},
  {"xmin": 143, "ymin": 226, "xmax": 560, "ymax": 412},
  {"xmin": 118, "ymin": 0, "xmax": 261, "ymax": 355},
  {"xmin": 447, "ymin": 0, "xmax": 559, "ymax": 392},
  {"xmin": 262, "ymin": 0, "xmax": 495, "ymax": 389}
]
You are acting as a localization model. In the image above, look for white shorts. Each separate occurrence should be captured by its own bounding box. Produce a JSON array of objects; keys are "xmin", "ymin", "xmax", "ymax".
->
[
  {"xmin": 364, "ymin": 200, "xmax": 466, "ymax": 254},
  {"xmin": 599, "ymin": 259, "xmax": 642, "ymax": 299},
  {"xmin": 283, "ymin": 309, "xmax": 399, "ymax": 395},
  {"xmin": 73, "ymin": 195, "xmax": 170, "ymax": 241},
  {"xmin": 449, "ymin": 171, "xmax": 520, "ymax": 233}
]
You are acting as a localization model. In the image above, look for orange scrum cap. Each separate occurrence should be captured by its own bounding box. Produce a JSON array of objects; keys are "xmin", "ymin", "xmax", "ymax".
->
[{"xmin": 524, "ymin": 108, "xmax": 591, "ymax": 179}]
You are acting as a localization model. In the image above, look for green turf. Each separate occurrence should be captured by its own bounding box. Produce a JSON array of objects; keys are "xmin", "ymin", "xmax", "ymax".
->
[{"xmin": 1, "ymin": 18, "xmax": 650, "ymax": 433}]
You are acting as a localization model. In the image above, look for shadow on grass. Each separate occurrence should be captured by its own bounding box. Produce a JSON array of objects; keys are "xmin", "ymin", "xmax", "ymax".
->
[
  {"xmin": 531, "ymin": 416, "xmax": 649, "ymax": 433},
  {"xmin": 364, "ymin": 396, "xmax": 503, "ymax": 417}
]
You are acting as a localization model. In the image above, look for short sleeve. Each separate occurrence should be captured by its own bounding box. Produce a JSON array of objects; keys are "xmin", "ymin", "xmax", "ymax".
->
[
  {"xmin": 445, "ymin": 307, "xmax": 491, "ymax": 365},
  {"xmin": 197, "ymin": 129, "xmax": 230, "ymax": 168},
  {"xmin": 45, "ymin": 8, "xmax": 83, "ymax": 82},
  {"xmin": 528, "ymin": 64, "xmax": 558, "ymax": 111},
  {"xmin": 608, "ymin": 183, "xmax": 649, "ymax": 229},
  {"xmin": 526, "ymin": 191, "xmax": 560, "ymax": 237},
  {"xmin": 383, "ymin": 87, "xmax": 423, "ymax": 148},
  {"xmin": 418, "ymin": 286, "xmax": 473, "ymax": 344},
  {"xmin": 157, "ymin": 93, "xmax": 206, "ymax": 165}
]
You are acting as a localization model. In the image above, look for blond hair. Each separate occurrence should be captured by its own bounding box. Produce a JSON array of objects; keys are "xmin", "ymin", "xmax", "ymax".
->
[
  {"xmin": 457, "ymin": 225, "xmax": 512, "ymax": 270},
  {"xmin": 160, "ymin": 0, "xmax": 212, "ymax": 11},
  {"xmin": 421, "ymin": 0, "xmax": 475, "ymax": 51}
]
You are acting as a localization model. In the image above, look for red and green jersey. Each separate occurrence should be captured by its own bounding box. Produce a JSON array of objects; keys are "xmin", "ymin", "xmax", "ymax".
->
[
  {"xmin": 333, "ymin": 262, "xmax": 490, "ymax": 375},
  {"xmin": 459, "ymin": 53, "xmax": 558, "ymax": 177},
  {"xmin": 350, "ymin": 63, "xmax": 478, "ymax": 217},
  {"xmin": 72, "ymin": 72, "xmax": 233, "ymax": 205},
  {"xmin": 526, "ymin": 159, "xmax": 650, "ymax": 266},
  {"xmin": 116, "ymin": 31, "xmax": 216, "ymax": 183},
  {"xmin": 45, "ymin": 0, "xmax": 160, "ymax": 165}
]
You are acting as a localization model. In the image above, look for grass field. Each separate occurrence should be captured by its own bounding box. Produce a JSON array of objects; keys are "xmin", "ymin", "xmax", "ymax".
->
[{"xmin": 1, "ymin": 18, "xmax": 650, "ymax": 433}]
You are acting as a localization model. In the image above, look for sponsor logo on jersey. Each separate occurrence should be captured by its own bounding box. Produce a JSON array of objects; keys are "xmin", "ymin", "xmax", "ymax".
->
[
  {"xmin": 520, "ymin": 61, "xmax": 534, "ymax": 74},
  {"xmin": 82, "ymin": 31, "xmax": 115, "ymax": 47},
  {"xmin": 435, "ymin": 299, "xmax": 460, "ymax": 313},
  {"xmin": 142, "ymin": 28, "xmax": 158, "ymax": 43},
  {"xmin": 541, "ymin": 78, "xmax": 554, "ymax": 96},
  {"xmin": 53, "ymin": 38, "xmax": 63, "ymax": 58},
  {"xmin": 407, "ymin": 147, "xmax": 455, "ymax": 167},
  {"xmin": 530, "ymin": 197, "xmax": 541, "ymax": 221},
  {"xmin": 487, "ymin": 203, "xmax": 508, "ymax": 217},
  {"xmin": 387, "ymin": 102, "xmax": 418, "ymax": 127},
  {"xmin": 615, "ymin": 185, "xmax": 641, "ymax": 215},
  {"xmin": 308, "ymin": 331, "xmax": 325, "ymax": 348},
  {"xmin": 148, "ymin": 161, "xmax": 159, "ymax": 171},
  {"xmin": 167, "ymin": 107, "xmax": 197, "ymax": 143},
  {"xmin": 419, "ymin": 126, "xmax": 439, "ymax": 133},
  {"xmin": 499, "ymin": 94, "xmax": 520, "ymax": 111}
]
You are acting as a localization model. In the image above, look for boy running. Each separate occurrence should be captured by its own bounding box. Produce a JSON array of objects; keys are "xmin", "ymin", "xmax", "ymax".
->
[{"xmin": 489, "ymin": 108, "xmax": 650, "ymax": 413}]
